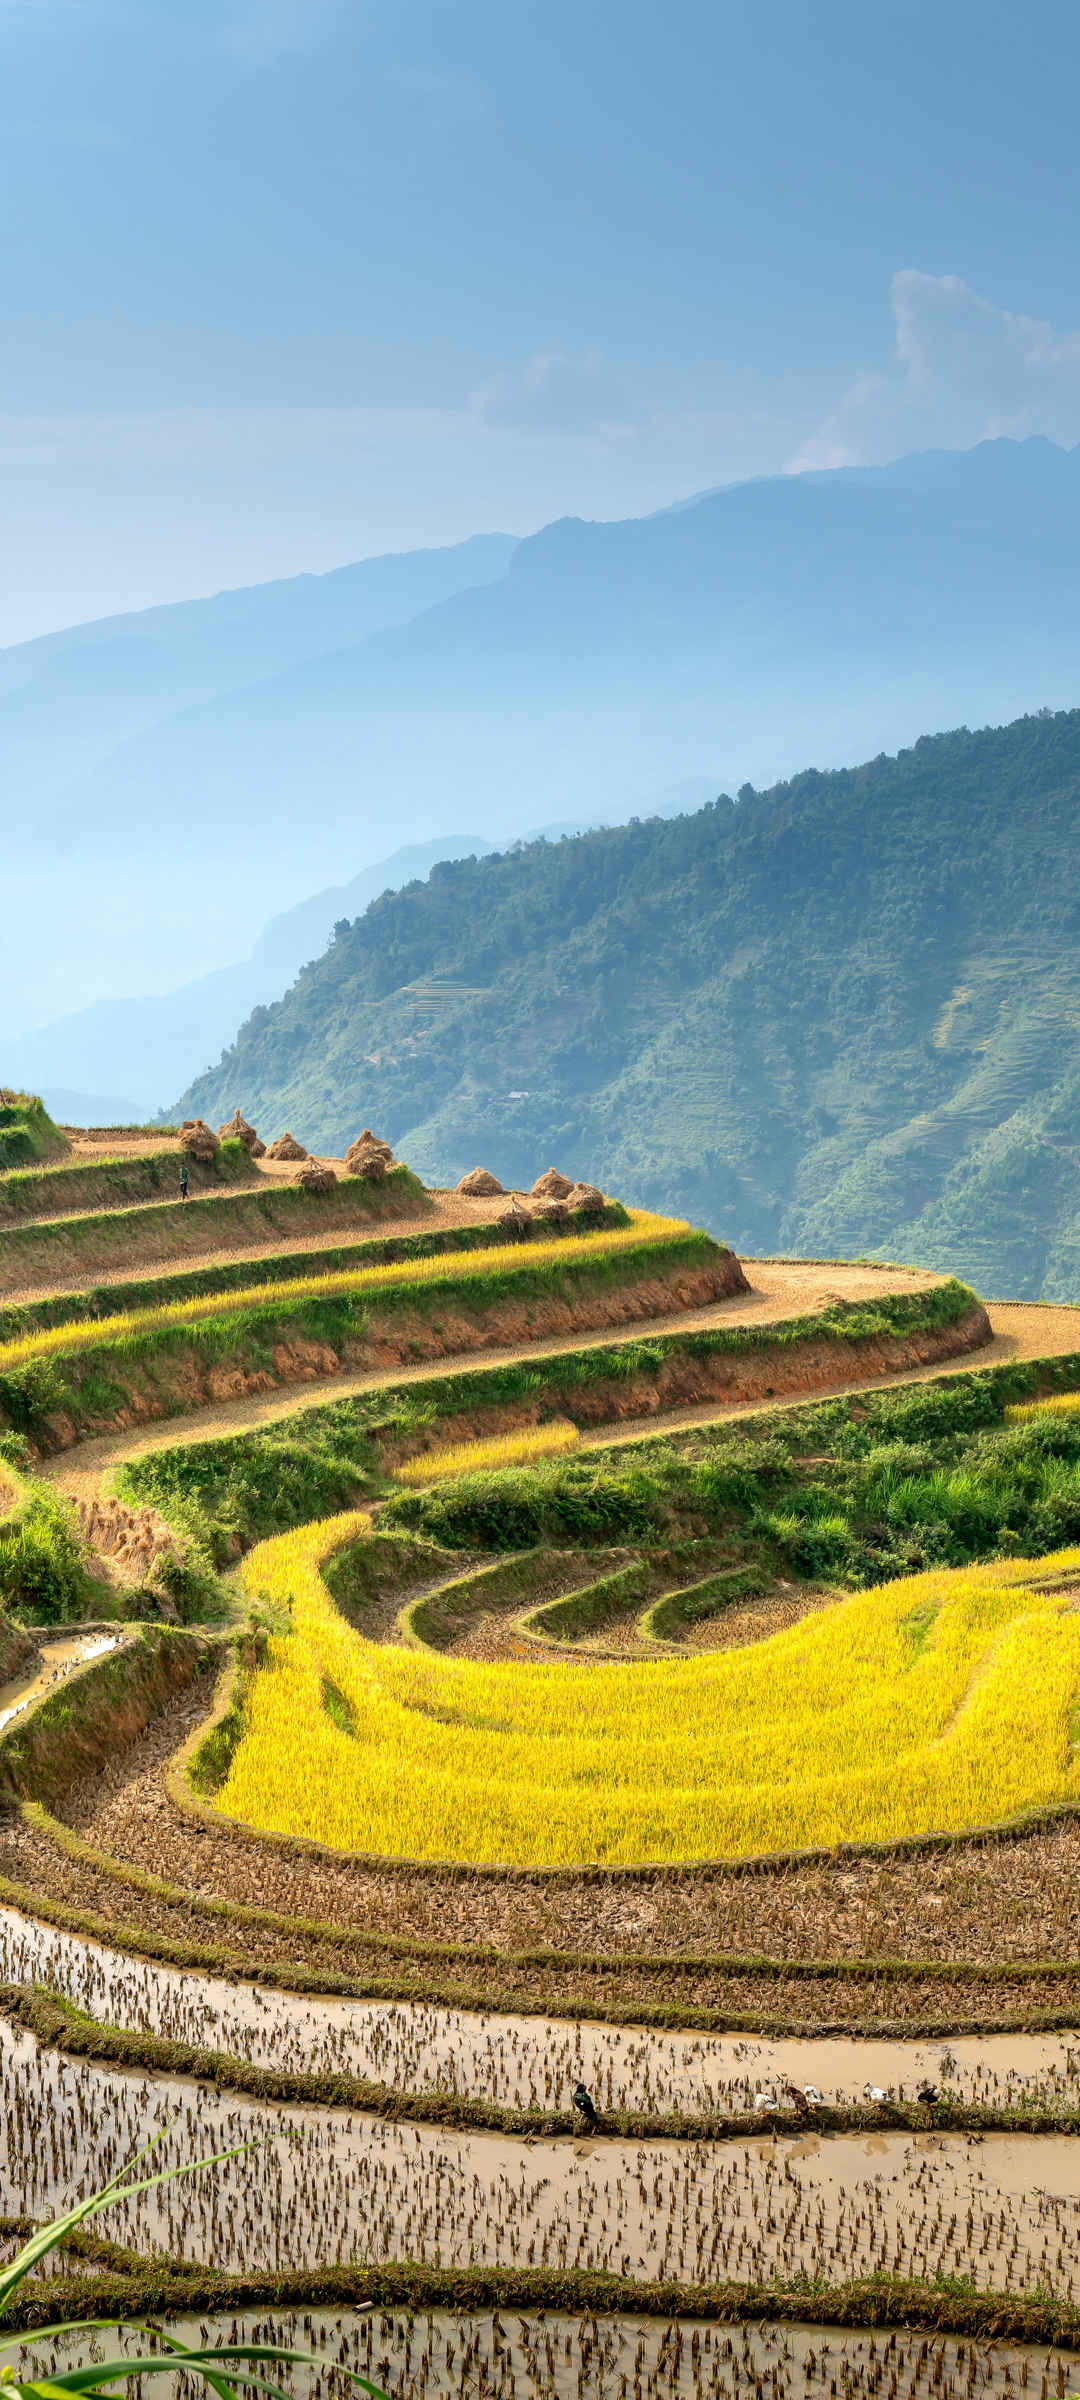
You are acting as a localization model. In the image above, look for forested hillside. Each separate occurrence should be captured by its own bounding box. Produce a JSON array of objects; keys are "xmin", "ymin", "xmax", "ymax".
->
[{"xmin": 180, "ymin": 708, "xmax": 1080, "ymax": 1299}]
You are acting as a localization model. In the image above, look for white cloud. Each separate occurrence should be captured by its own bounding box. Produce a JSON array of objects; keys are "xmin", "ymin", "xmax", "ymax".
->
[
  {"xmin": 789, "ymin": 270, "xmax": 1080, "ymax": 471},
  {"xmin": 473, "ymin": 350, "xmax": 629, "ymax": 434}
]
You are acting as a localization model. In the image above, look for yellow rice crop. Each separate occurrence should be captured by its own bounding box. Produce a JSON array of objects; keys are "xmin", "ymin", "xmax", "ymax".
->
[
  {"xmin": 218, "ymin": 1517, "xmax": 1080, "ymax": 1868},
  {"xmin": 0, "ymin": 1209, "xmax": 688, "ymax": 1373},
  {"xmin": 395, "ymin": 1421, "xmax": 580, "ymax": 1485},
  {"xmin": 1006, "ymin": 1392, "xmax": 1080, "ymax": 1423}
]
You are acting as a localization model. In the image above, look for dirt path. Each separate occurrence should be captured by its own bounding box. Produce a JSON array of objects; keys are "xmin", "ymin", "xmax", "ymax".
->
[
  {"xmin": 579, "ymin": 1297, "xmax": 1080, "ymax": 1451},
  {"xmin": 37, "ymin": 1259, "xmax": 1010, "ymax": 1508}
]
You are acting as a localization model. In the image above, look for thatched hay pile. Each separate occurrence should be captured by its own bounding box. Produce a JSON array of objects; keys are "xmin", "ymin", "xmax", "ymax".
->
[
  {"xmin": 266, "ymin": 1131, "xmax": 308, "ymax": 1161},
  {"xmin": 496, "ymin": 1198, "xmax": 532, "ymax": 1240},
  {"xmin": 566, "ymin": 1180, "xmax": 605, "ymax": 1214},
  {"xmin": 345, "ymin": 1129, "xmax": 393, "ymax": 1181},
  {"xmin": 178, "ymin": 1118, "xmax": 219, "ymax": 1164},
  {"xmin": 456, "ymin": 1167, "xmax": 504, "ymax": 1196},
  {"xmin": 218, "ymin": 1109, "xmax": 265, "ymax": 1158}
]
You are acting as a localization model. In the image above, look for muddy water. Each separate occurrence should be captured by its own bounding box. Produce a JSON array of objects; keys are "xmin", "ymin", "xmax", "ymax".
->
[
  {"xmin": 4, "ymin": 2021, "xmax": 1080, "ymax": 2293},
  {"xmin": 9, "ymin": 2311, "xmax": 1080, "ymax": 2400},
  {"xmin": 3, "ymin": 1904, "xmax": 1079, "ymax": 2118},
  {"xmin": 0, "ymin": 1634, "xmax": 118, "ymax": 1734}
]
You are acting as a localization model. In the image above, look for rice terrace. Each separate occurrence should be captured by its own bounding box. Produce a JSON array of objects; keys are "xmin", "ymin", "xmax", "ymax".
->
[{"xmin": 9, "ymin": 1091, "xmax": 1080, "ymax": 2391}]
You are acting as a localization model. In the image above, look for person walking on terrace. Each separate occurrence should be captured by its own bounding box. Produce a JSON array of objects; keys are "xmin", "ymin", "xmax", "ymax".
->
[{"xmin": 179, "ymin": 1161, "xmax": 189, "ymax": 1200}]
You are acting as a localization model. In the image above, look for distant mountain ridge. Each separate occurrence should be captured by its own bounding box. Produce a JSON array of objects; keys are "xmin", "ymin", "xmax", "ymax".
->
[
  {"xmin": 11, "ymin": 433, "xmax": 1080, "ymax": 1034},
  {"xmin": 179, "ymin": 706, "xmax": 1080, "ymax": 1302}
]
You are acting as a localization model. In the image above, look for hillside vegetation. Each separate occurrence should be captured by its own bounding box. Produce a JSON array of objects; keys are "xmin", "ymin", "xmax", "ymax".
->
[
  {"xmin": 0, "ymin": 1093, "xmax": 68, "ymax": 1173},
  {"xmin": 181, "ymin": 708, "xmax": 1080, "ymax": 1299}
]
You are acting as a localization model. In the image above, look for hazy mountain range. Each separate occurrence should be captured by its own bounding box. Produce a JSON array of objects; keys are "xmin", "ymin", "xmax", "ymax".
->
[
  {"xmin": 180, "ymin": 706, "xmax": 1080, "ymax": 1302},
  {"xmin": 9, "ymin": 433, "xmax": 1080, "ymax": 1051}
]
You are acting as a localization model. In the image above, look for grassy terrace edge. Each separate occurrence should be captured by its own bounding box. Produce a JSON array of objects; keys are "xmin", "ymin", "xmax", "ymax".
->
[
  {"xmin": 0, "ymin": 1221, "xmax": 734, "ymax": 1442},
  {"xmin": 5, "ymin": 2244, "xmax": 1080, "ymax": 2351},
  {"xmin": 0, "ymin": 1141, "xmax": 255, "ymax": 1225},
  {"xmin": 0, "ymin": 1164, "xmax": 432, "ymax": 1294},
  {"xmin": 0, "ymin": 1202, "xmax": 631, "ymax": 1342},
  {"xmin": 114, "ymin": 1275, "xmax": 982, "ymax": 1552}
]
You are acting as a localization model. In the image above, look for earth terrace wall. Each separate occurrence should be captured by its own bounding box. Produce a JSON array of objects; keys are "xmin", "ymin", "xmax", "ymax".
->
[
  {"xmin": 0, "ymin": 1202, "xmax": 631, "ymax": 1343},
  {"xmin": 0, "ymin": 1144, "xmax": 255, "ymax": 1227},
  {"xmin": 0, "ymin": 1166, "xmax": 432, "ymax": 1297},
  {"xmin": 0, "ymin": 1623, "xmax": 215, "ymax": 1808},
  {"xmin": 3, "ymin": 1229, "xmax": 744, "ymax": 1452},
  {"xmin": 0, "ymin": 1607, "xmax": 37, "ymax": 1682}
]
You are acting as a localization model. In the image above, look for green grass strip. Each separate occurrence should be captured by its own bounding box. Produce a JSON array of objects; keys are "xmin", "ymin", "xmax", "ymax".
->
[
  {"xmin": 0, "ymin": 1143, "xmax": 254, "ymax": 1226},
  {"xmin": 0, "ymin": 1166, "xmax": 430, "ymax": 1295},
  {"xmin": 640, "ymin": 1568, "xmax": 768, "ymax": 1641},
  {"xmin": 520, "ymin": 1559, "xmax": 653, "ymax": 1642},
  {"xmin": 0, "ymin": 1203, "xmax": 631, "ymax": 1343}
]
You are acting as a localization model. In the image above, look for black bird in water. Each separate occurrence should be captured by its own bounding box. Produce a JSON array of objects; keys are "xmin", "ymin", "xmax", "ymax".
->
[
  {"xmin": 572, "ymin": 2081, "xmax": 598, "ymax": 2130},
  {"xmin": 917, "ymin": 2081, "xmax": 939, "ymax": 2112}
]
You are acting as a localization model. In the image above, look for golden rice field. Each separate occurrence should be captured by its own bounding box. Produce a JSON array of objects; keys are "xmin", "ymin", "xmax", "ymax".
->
[
  {"xmin": 0, "ymin": 1209, "xmax": 688, "ymax": 1373},
  {"xmin": 394, "ymin": 1420, "xmax": 580, "ymax": 1485},
  {"xmin": 1007, "ymin": 1392, "xmax": 1080, "ymax": 1422},
  {"xmin": 218, "ymin": 1516, "xmax": 1080, "ymax": 1867}
]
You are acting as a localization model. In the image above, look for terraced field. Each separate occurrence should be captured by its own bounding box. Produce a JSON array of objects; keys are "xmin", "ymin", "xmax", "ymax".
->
[{"xmin": 5, "ymin": 1095, "xmax": 1080, "ymax": 2389}]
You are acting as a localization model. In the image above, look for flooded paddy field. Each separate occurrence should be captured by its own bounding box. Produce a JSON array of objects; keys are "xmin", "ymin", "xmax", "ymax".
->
[
  {"xmin": 5, "ymin": 1907, "xmax": 1080, "ymax": 2120},
  {"xmin": 5, "ymin": 2021, "xmax": 1080, "ymax": 2292},
  {"xmin": 9, "ymin": 2307, "xmax": 1080, "ymax": 2400},
  {"xmin": 0, "ymin": 1633, "xmax": 118, "ymax": 1734}
]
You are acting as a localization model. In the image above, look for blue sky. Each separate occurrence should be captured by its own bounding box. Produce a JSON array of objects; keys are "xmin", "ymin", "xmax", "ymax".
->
[{"xmin": 3, "ymin": 0, "xmax": 1080, "ymax": 641}]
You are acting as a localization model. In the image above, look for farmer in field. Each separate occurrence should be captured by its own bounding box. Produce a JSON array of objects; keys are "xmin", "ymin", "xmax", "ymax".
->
[{"xmin": 179, "ymin": 1160, "xmax": 189, "ymax": 1200}]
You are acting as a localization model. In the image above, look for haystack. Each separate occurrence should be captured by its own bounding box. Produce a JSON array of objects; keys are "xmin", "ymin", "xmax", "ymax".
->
[
  {"xmin": 218, "ymin": 1108, "xmax": 263, "ymax": 1157},
  {"xmin": 496, "ymin": 1198, "xmax": 532, "ymax": 1240},
  {"xmin": 531, "ymin": 1167, "xmax": 573, "ymax": 1200},
  {"xmin": 532, "ymin": 1198, "xmax": 568, "ymax": 1224},
  {"xmin": 266, "ymin": 1131, "xmax": 308, "ymax": 1162},
  {"xmin": 345, "ymin": 1133, "xmax": 392, "ymax": 1175},
  {"xmin": 295, "ymin": 1163, "xmax": 337, "ymax": 1192},
  {"xmin": 346, "ymin": 1147, "xmax": 387, "ymax": 1182},
  {"xmin": 566, "ymin": 1180, "xmax": 604, "ymax": 1214},
  {"xmin": 178, "ymin": 1117, "xmax": 219, "ymax": 1164},
  {"xmin": 456, "ymin": 1167, "xmax": 504, "ymax": 1197}
]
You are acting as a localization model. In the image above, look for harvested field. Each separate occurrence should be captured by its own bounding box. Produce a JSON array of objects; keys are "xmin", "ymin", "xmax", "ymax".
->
[{"xmin": 0, "ymin": 1166, "xmax": 435, "ymax": 1298}]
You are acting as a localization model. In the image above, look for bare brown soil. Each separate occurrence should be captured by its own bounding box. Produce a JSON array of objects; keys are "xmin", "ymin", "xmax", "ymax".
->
[
  {"xmin": 33, "ymin": 1252, "xmax": 740, "ymax": 1460},
  {"xmin": 42, "ymin": 1259, "xmax": 986, "ymax": 1507}
]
